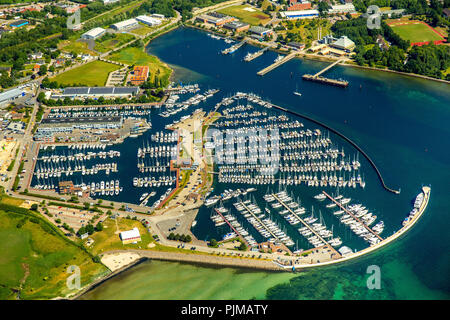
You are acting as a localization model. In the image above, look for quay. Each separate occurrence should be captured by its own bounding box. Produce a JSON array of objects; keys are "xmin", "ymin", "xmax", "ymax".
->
[
  {"xmin": 322, "ymin": 191, "xmax": 383, "ymax": 242},
  {"xmin": 213, "ymin": 208, "xmax": 248, "ymax": 246},
  {"xmin": 302, "ymin": 59, "xmax": 348, "ymax": 87},
  {"xmin": 222, "ymin": 39, "xmax": 247, "ymax": 55},
  {"xmin": 257, "ymin": 52, "xmax": 297, "ymax": 76},
  {"xmin": 244, "ymin": 47, "xmax": 269, "ymax": 62},
  {"xmin": 271, "ymin": 193, "xmax": 341, "ymax": 258},
  {"xmin": 270, "ymin": 104, "xmax": 401, "ymax": 194}
]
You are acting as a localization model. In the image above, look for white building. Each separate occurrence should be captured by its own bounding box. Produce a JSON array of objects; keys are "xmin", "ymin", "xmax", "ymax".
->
[
  {"xmin": 152, "ymin": 14, "xmax": 165, "ymax": 19},
  {"xmin": 331, "ymin": 35, "xmax": 355, "ymax": 51},
  {"xmin": 280, "ymin": 9, "xmax": 320, "ymax": 19},
  {"xmin": 328, "ymin": 4, "xmax": 356, "ymax": 14},
  {"xmin": 81, "ymin": 27, "xmax": 106, "ymax": 40},
  {"xmin": 102, "ymin": 0, "xmax": 120, "ymax": 4},
  {"xmin": 110, "ymin": 18, "xmax": 138, "ymax": 31},
  {"xmin": 136, "ymin": 15, "xmax": 162, "ymax": 26},
  {"xmin": 0, "ymin": 88, "xmax": 25, "ymax": 106},
  {"xmin": 119, "ymin": 227, "xmax": 141, "ymax": 244}
]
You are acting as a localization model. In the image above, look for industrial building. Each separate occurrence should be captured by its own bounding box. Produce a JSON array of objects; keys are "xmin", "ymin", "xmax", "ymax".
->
[
  {"xmin": 136, "ymin": 15, "xmax": 162, "ymax": 26},
  {"xmin": 9, "ymin": 20, "xmax": 28, "ymax": 28},
  {"xmin": 81, "ymin": 27, "xmax": 106, "ymax": 40},
  {"xmin": 195, "ymin": 12, "xmax": 235, "ymax": 26},
  {"xmin": 328, "ymin": 4, "xmax": 356, "ymax": 14},
  {"xmin": 51, "ymin": 87, "xmax": 140, "ymax": 99},
  {"xmin": 110, "ymin": 18, "xmax": 138, "ymax": 31},
  {"xmin": 280, "ymin": 9, "xmax": 319, "ymax": 19},
  {"xmin": 119, "ymin": 227, "xmax": 141, "ymax": 244},
  {"xmin": 223, "ymin": 21, "xmax": 250, "ymax": 33},
  {"xmin": 249, "ymin": 26, "xmax": 273, "ymax": 36},
  {"xmin": 0, "ymin": 88, "xmax": 25, "ymax": 106}
]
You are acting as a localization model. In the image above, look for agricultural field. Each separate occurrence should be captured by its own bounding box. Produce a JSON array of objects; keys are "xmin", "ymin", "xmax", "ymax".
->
[
  {"xmin": 50, "ymin": 60, "xmax": 120, "ymax": 87},
  {"xmin": 109, "ymin": 47, "xmax": 172, "ymax": 85},
  {"xmin": 94, "ymin": 33, "xmax": 136, "ymax": 53},
  {"xmin": 218, "ymin": 4, "xmax": 271, "ymax": 26},
  {"xmin": 388, "ymin": 20, "xmax": 444, "ymax": 43},
  {"xmin": 0, "ymin": 208, "xmax": 108, "ymax": 300}
]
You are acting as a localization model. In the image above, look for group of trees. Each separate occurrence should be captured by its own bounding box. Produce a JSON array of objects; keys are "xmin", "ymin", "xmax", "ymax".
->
[
  {"xmin": 76, "ymin": 222, "xmax": 103, "ymax": 237},
  {"xmin": 168, "ymin": 233, "xmax": 192, "ymax": 242}
]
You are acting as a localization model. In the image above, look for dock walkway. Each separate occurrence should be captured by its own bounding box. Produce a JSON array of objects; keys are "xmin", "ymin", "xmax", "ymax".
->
[
  {"xmin": 244, "ymin": 47, "xmax": 269, "ymax": 62},
  {"xmin": 213, "ymin": 208, "xmax": 248, "ymax": 246},
  {"xmin": 322, "ymin": 191, "xmax": 383, "ymax": 241},
  {"xmin": 257, "ymin": 52, "xmax": 297, "ymax": 76}
]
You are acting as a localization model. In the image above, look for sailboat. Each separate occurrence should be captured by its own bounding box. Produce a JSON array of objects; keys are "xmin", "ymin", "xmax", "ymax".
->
[{"xmin": 293, "ymin": 84, "xmax": 302, "ymax": 96}]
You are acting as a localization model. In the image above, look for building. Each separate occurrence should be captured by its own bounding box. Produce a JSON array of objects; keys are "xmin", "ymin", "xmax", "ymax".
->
[
  {"xmin": 51, "ymin": 87, "xmax": 140, "ymax": 99},
  {"xmin": 223, "ymin": 20, "xmax": 250, "ymax": 33},
  {"xmin": 110, "ymin": 18, "xmax": 138, "ymax": 31},
  {"xmin": 119, "ymin": 227, "xmax": 141, "ymax": 244},
  {"xmin": 0, "ymin": 88, "xmax": 25, "ymax": 106},
  {"xmin": 129, "ymin": 66, "xmax": 149, "ymax": 85},
  {"xmin": 9, "ymin": 20, "xmax": 28, "ymax": 28},
  {"xmin": 318, "ymin": 35, "xmax": 337, "ymax": 44},
  {"xmin": 328, "ymin": 4, "xmax": 356, "ymax": 14},
  {"xmin": 249, "ymin": 26, "xmax": 273, "ymax": 36},
  {"xmin": 287, "ymin": 0, "xmax": 312, "ymax": 11},
  {"xmin": 152, "ymin": 14, "xmax": 165, "ymax": 19},
  {"xmin": 381, "ymin": 9, "xmax": 406, "ymax": 18},
  {"xmin": 136, "ymin": 15, "xmax": 162, "ymax": 26},
  {"xmin": 59, "ymin": 181, "xmax": 75, "ymax": 194},
  {"xmin": 81, "ymin": 27, "xmax": 106, "ymax": 40},
  {"xmin": 280, "ymin": 9, "xmax": 319, "ymax": 19},
  {"xmin": 330, "ymin": 35, "xmax": 355, "ymax": 51},
  {"xmin": 102, "ymin": 0, "xmax": 120, "ymax": 4},
  {"xmin": 287, "ymin": 41, "xmax": 305, "ymax": 50},
  {"xmin": 195, "ymin": 12, "xmax": 235, "ymax": 26}
]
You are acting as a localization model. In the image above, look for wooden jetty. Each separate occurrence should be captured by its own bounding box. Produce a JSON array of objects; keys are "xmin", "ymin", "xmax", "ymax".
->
[{"xmin": 257, "ymin": 52, "xmax": 298, "ymax": 76}]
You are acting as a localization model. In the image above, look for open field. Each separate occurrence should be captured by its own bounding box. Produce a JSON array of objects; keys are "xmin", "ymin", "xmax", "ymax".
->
[
  {"xmin": 109, "ymin": 47, "xmax": 172, "ymax": 85},
  {"xmin": 58, "ymin": 39, "xmax": 98, "ymax": 56},
  {"xmin": 94, "ymin": 33, "xmax": 136, "ymax": 53},
  {"xmin": 0, "ymin": 208, "xmax": 108, "ymax": 300},
  {"xmin": 129, "ymin": 24, "xmax": 153, "ymax": 36},
  {"xmin": 388, "ymin": 20, "xmax": 444, "ymax": 43},
  {"xmin": 50, "ymin": 60, "xmax": 120, "ymax": 87},
  {"xmin": 218, "ymin": 4, "xmax": 271, "ymax": 25}
]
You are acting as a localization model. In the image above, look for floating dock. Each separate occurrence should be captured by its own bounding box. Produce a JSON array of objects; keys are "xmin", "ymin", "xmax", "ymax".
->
[
  {"xmin": 257, "ymin": 52, "xmax": 298, "ymax": 76},
  {"xmin": 222, "ymin": 40, "xmax": 247, "ymax": 55},
  {"xmin": 244, "ymin": 47, "xmax": 269, "ymax": 62},
  {"xmin": 302, "ymin": 59, "xmax": 348, "ymax": 87}
]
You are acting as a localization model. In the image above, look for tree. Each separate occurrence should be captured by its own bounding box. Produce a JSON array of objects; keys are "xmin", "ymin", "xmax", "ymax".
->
[
  {"xmin": 95, "ymin": 222, "xmax": 103, "ymax": 231},
  {"xmin": 30, "ymin": 203, "xmax": 38, "ymax": 211},
  {"xmin": 238, "ymin": 242, "xmax": 247, "ymax": 251},
  {"xmin": 209, "ymin": 238, "xmax": 218, "ymax": 247}
]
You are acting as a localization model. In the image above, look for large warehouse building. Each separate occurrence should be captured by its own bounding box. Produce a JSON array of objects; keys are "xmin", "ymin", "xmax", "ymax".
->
[
  {"xmin": 81, "ymin": 27, "xmax": 106, "ymax": 40},
  {"xmin": 111, "ymin": 18, "xmax": 138, "ymax": 31},
  {"xmin": 51, "ymin": 87, "xmax": 140, "ymax": 99},
  {"xmin": 136, "ymin": 15, "xmax": 162, "ymax": 26},
  {"xmin": 280, "ymin": 9, "xmax": 319, "ymax": 19}
]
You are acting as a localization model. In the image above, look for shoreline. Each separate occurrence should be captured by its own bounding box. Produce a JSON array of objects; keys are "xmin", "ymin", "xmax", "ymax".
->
[{"xmin": 184, "ymin": 24, "xmax": 450, "ymax": 85}]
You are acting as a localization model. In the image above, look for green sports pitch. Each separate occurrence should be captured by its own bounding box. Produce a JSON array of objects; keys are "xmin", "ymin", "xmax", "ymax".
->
[{"xmin": 389, "ymin": 21, "xmax": 444, "ymax": 43}]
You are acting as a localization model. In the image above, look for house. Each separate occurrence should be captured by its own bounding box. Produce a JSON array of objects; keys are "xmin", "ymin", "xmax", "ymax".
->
[
  {"xmin": 119, "ymin": 227, "xmax": 141, "ymax": 244},
  {"xmin": 33, "ymin": 64, "xmax": 40, "ymax": 73}
]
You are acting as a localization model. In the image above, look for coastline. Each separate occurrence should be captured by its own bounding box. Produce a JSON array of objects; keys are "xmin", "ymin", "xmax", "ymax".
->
[{"xmin": 184, "ymin": 24, "xmax": 450, "ymax": 85}]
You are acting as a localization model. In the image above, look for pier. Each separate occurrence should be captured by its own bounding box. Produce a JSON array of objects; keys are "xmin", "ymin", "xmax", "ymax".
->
[
  {"xmin": 213, "ymin": 208, "xmax": 248, "ymax": 246},
  {"xmin": 271, "ymin": 193, "xmax": 340, "ymax": 257},
  {"xmin": 244, "ymin": 47, "xmax": 269, "ymax": 62},
  {"xmin": 322, "ymin": 191, "xmax": 383, "ymax": 241},
  {"xmin": 271, "ymin": 104, "xmax": 401, "ymax": 194},
  {"xmin": 257, "ymin": 52, "xmax": 298, "ymax": 76},
  {"xmin": 222, "ymin": 39, "xmax": 247, "ymax": 55},
  {"xmin": 302, "ymin": 59, "xmax": 348, "ymax": 87}
]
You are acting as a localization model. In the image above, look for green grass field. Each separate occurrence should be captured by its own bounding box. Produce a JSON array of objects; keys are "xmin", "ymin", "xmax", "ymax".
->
[
  {"xmin": 0, "ymin": 209, "xmax": 108, "ymax": 299},
  {"xmin": 218, "ymin": 4, "xmax": 271, "ymax": 26},
  {"xmin": 109, "ymin": 47, "xmax": 172, "ymax": 84},
  {"xmin": 129, "ymin": 24, "xmax": 154, "ymax": 36},
  {"xmin": 58, "ymin": 38, "xmax": 98, "ymax": 56},
  {"xmin": 50, "ymin": 60, "xmax": 120, "ymax": 87},
  {"xmin": 94, "ymin": 33, "xmax": 136, "ymax": 53},
  {"xmin": 390, "ymin": 22, "xmax": 443, "ymax": 43}
]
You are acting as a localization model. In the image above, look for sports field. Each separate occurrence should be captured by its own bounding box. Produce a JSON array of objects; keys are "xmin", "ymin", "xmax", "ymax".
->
[
  {"xmin": 50, "ymin": 60, "xmax": 120, "ymax": 87},
  {"xmin": 388, "ymin": 21, "xmax": 444, "ymax": 43},
  {"xmin": 218, "ymin": 4, "xmax": 271, "ymax": 25}
]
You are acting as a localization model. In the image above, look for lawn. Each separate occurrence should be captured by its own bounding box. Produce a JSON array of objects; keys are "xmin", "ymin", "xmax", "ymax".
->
[
  {"xmin": 0, "ymin": 209, "xmax": 108, "ymax": 299},
  {"xmin": 389, "ymin": 22, "xmax": 444, "ymax": 43},
  {"xmin": 58, "ymin": 39, "xmax": 98, "ymax": 56},
  {"xmin": 129, "ymin": 24, "xmax": 154, "ymax": 36},
  {"xmin": 109, "ymin": 47, "xmax": 172, "ymax": 85},
  {"xmin": 94, "ymin": 33, "xmax": 136, "ymax": 53},
  {"xmin": 50, "ymin": 60, "xmax": 120, "ymax": 87},
  {"xmin": 218, "ymin": 4, "xmax": 271, "ymax": 26}
]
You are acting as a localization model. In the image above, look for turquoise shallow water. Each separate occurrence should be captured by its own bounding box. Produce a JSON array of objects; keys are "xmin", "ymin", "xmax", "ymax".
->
[{"xmin": 81, "ymin": 27, "xmax": 450, "ymax": 300}]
